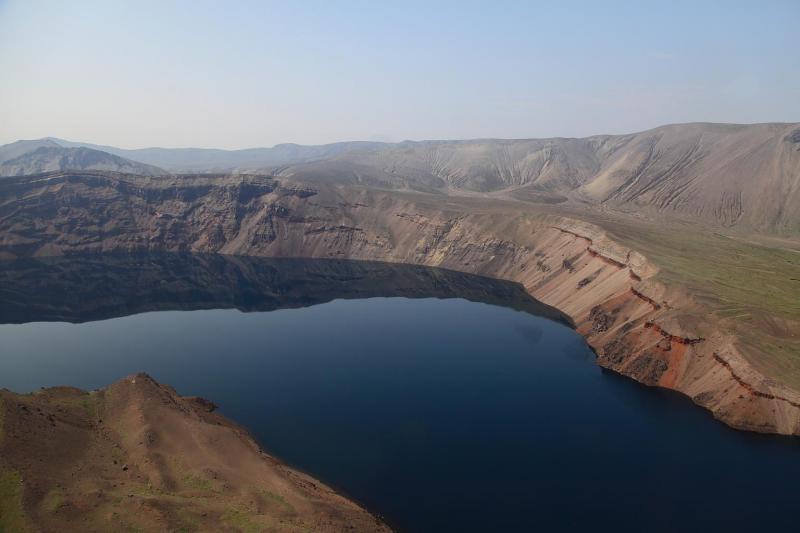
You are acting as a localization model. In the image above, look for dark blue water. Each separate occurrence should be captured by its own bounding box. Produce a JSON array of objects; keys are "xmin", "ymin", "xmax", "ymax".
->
[{"xmin": 1, "ymin": 255, "xmax": 799, "ymax": 532}]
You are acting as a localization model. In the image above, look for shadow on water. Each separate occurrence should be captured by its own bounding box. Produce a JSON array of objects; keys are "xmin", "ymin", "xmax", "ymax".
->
[{"xmin": 0, "ymin": 253, "xmax": 570, "ymax": 326}]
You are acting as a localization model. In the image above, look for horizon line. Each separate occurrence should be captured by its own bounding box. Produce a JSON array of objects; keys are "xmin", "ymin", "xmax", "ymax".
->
[{"xmin": 5, "ymin": 119, "xmax": 799, "ymax": 152}]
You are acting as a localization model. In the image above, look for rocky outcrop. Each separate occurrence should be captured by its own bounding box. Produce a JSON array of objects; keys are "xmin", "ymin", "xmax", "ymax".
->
[{"xmin": 1, "ymin": 170, "xmax": 799, "ymax": 435}]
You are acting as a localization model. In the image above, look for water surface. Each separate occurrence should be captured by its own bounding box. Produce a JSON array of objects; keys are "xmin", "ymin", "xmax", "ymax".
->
[{"xmin": 1, "ymin": 254, "xmax": 798, "ymax": 532}]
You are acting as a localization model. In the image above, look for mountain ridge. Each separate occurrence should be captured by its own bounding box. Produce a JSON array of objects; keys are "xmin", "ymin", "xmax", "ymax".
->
[
  {"xmin": 0, "ymin": 142, "xmax": 167, "ymax": 177},
  {"xmin": 4, "ymin": 121, "xmax": 799, "ymax": 233}
]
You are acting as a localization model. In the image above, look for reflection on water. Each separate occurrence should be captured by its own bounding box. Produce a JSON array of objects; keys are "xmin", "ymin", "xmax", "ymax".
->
[{"xmin": 0, "ymin": 253, "xmax": 568, "ymax": 325}]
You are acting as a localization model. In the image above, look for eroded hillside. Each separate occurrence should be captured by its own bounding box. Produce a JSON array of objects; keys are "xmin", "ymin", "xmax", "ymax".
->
[
  {"xmin": 6, "ymin": 122, "xmax": 799, "ymax": 233},
  {"xmin": 277, "ymin": 123, "xmax": 800, "ymax": 233}
]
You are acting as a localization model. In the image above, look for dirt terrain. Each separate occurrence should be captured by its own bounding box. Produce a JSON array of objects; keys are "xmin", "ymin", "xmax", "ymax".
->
[{"xmin": 0, "ymin": 373, "xmax": 390, "ymax": 532}]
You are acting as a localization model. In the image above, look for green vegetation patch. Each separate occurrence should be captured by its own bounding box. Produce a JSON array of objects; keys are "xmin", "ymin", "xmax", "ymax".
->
[
  {"xmin": 259, "ymin": 489, "xmax": 294, "ymax": 512},
  {"xmin": 40, "ymin": 488, "xmax": 64, "ymax": 513},
  {"xmin": 599, "ymin": 216, "xmax": 800, "ymax": 387},
  {"xmin": 182, "ymin": 472, "xmax": 214, "ymax": 493},
  {"xmin": 221, "ymin": 503, "xmax": 263, "ymax": 533},
  {"xmin": 0, "ymin": 469, "xmax": 28, "ymax": 533}
]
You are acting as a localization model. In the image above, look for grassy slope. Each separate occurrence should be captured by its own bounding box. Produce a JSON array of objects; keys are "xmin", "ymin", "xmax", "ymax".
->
[
  {"xmin": 0, "ymin": 470, "xmax": 27, "ymax": 533},
  {"xmin": 586, "ymin": 214, "xmax": 800, "ymax": 388},
  {"xmin": 0, "ymin": 399, "xmax": 29, "ymax": 533}
]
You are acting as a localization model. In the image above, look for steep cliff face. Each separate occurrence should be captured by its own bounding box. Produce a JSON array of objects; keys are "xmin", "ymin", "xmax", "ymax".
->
[{"xmin": 1, "ymin": 170, "xmax": 799, "ymax": 435}]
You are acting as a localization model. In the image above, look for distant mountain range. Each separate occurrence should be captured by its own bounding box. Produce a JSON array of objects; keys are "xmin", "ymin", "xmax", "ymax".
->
[
  {"xmin": 0, "ymin": 139, "xmax": 166, "ymax": 176},
  {"xmin": 2, "ymin": 121, "xmax": 799, "ymax": 232},
  {"xmin": 42, "ymin": 137, "xmax": 389, "ymax": 173}
]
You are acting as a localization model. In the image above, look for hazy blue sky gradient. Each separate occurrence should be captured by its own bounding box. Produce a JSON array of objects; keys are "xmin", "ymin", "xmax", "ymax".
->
[{"xmin": 1, "ymin": 0, "xmax": 798, "ymax": 148}]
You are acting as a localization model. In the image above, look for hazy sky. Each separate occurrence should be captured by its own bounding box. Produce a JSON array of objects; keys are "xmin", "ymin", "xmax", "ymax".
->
[{"xmin": 1, "ymin": 0, "xmax": 798, "ymax": 149}]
